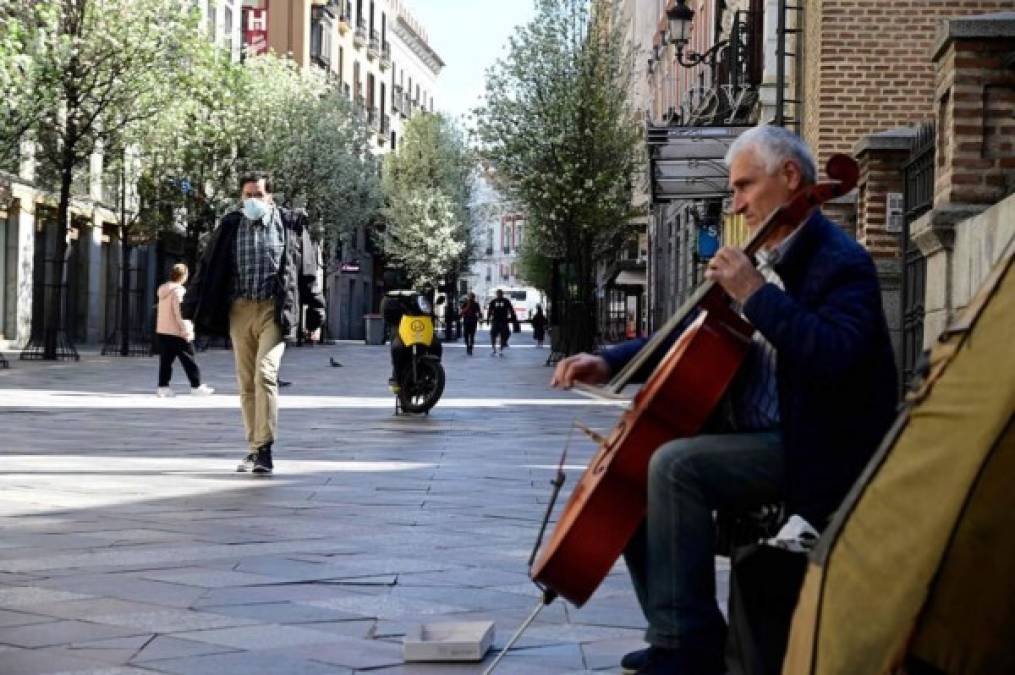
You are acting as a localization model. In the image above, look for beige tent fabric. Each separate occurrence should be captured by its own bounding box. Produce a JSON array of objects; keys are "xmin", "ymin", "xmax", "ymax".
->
[
  {"xmin": 909, "ymin": 418, "xmax": 1014, "ymax": 673},
  {"xmin": 783, "ymin": 245, "xmax": 1015, "ymax": 675}
]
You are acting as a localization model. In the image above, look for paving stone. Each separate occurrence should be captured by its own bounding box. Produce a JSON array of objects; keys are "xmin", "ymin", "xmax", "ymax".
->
[
  {"xmin": 139, "ymin": 650, "xmax": 351, "ymax": 675},
  {"xmin": 129, "ymin": 635, "xmax": 238, "ymax": 663},
  {"xmin": 169, "ymin": 623, "xmax": 346, "ymax": 650},
  {"xmin": 0, "ymin": 620, "xmax": 144, "ymax": 649},
  {"xmin": 272, "ymin": 635, "xmax": 404, "ymax": 669},
  {"xmin": 0, "ymin": 587, "xmax": 94, "ymax": 609},
  {"xmin": 197, "ymin": 601, "xmax": 364, "ymax": 625},
  {"xmin": 137, "ymin": 569, "xmax": 280, "ymax": 588},
  {"xmin": 0, "ymin": 645, "xmax": 119, "ymax": 674},
  {"xmin": 88, "ymin": 609, "xmax": 258, "ymax": 633},
  {"xmin": 0, "ymin": 608, "xmax": 55, "ymax": 627}
]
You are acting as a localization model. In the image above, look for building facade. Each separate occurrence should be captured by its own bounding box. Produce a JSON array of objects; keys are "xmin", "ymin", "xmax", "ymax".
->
[
  {"xmin": 242, "ymin": 0, "xmax": 442, "ymax": 340},
  {"xmin": 462, "ymin": 174, "xmax": 544, "ymax": 321},
  {"xmin": 628, "ymin": 0, "xmax": 1011, "ymax": 388}
]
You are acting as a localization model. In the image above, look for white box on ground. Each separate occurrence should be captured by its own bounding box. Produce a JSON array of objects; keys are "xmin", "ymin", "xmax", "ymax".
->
[{"xmin": 403, "ymin": 620, "xmax": 495, "ymax": 662}]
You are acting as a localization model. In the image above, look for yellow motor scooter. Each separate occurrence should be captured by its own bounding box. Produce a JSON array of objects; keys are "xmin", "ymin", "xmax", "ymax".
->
[{"xmin": 383, "ymin": 291, "xmax": 446, "ymax": 414}]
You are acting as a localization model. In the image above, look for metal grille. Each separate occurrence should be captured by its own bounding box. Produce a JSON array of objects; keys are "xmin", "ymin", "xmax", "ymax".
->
[{"xmin": 901, "ymin": 122, "xmax": 935, "ymax": 392}]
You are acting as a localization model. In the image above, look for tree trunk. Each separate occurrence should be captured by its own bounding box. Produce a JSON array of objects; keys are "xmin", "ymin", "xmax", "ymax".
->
[
  {"xmin": 119, "ymin": 240, "xmax": 131, "ymax": 356},
  {"xmin": 43, "ymin": 161, "xmax": 74, "ymax": 359}
]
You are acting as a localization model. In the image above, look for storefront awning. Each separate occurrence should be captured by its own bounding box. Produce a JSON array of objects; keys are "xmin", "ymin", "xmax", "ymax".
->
[
  {"xmin": 647, "ymin": 126, "xmax": 752, "ymax": 202},
  {"xmin": 614, "ymin": 270, "xmax": 647, "ymax": 287}
]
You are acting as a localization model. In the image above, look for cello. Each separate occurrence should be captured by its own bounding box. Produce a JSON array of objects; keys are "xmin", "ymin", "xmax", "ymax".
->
[{"xmin": 529, "ymin": 153, "xmax": 860, "ymax": 607}]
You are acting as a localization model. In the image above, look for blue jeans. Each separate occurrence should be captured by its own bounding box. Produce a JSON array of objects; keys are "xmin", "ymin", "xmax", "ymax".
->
[{"xmin": 623, "ymin": 432, "xmax": 785, "ymax": 654}]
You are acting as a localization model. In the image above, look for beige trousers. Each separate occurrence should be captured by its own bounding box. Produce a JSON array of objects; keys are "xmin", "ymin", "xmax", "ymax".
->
[{"xmin": 229, "ymin": 299, "xmax": 285, "ymax": 451}]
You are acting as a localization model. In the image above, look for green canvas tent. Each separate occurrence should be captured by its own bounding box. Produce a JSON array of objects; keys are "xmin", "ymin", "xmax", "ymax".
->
[{"xmin": 783, "ymin": 235, "xmax": 1015, "ymax": 675}]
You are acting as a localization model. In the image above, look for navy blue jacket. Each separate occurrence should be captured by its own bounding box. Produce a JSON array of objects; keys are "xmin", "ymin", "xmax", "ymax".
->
[{"xmin": 603, "ymin": 212, "xmax": 898, "ymax": 526}]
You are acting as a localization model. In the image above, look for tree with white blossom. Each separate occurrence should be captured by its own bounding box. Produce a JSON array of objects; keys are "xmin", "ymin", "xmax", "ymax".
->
[
  {"xmin": 381, "ymin": 113, "xmax": 474, "ymax": 291},
  {"xmin": 472, "ymin": 0, "xmax": 644, "ymax": 354}
]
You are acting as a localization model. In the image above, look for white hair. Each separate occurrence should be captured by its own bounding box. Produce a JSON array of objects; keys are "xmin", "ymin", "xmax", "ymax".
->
[{"xmin": 724, "ymin": 125, "xmax": 817, "ymax": 185}]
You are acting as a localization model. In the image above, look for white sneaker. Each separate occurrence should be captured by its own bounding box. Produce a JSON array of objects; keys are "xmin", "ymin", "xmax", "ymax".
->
[
  {"xmin": 156, "ymin": 387, "xmax": 175, "ymax": 398},
  {"xmin": 191, "ymin": 384, "xmax": 215, "ymax": 396}
]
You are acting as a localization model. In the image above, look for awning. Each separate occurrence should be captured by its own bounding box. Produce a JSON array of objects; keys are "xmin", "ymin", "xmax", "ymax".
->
[
  {"xmin": 614, "ymin": 270, "xmax": 647, "ymax": 287},
  {"xmin": 647, "ymin": 125, "xmax": 752, "ymax": 202}
]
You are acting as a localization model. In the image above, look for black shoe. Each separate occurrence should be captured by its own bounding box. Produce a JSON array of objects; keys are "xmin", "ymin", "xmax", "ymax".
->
[
  {"xmin": 621, "ymin": 647, "xmax": 652, "ymax": 673},
  {"xmin": 252, "ymin": 445, "xmax": 273, "ymax": 475},
  {"xmin": 236, "ymin": 452, "xmax": 257, "ymax": 472},
  {"xmin": 628, "ymin": 645, "xmax": 724, "ymax": 675}
]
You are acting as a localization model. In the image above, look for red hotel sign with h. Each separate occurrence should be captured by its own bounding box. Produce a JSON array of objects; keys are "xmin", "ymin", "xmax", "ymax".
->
[{"xmin": 243, "ymin": 5, "xmax": 268, "ymax": 56}]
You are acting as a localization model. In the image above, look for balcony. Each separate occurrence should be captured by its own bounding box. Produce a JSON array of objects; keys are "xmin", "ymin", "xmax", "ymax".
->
[
  {"xmin": 380, "ymin": 42, "xmax": 391, "ymax": 71},
  {"xmin": 379, "ymin": 114, "xmax": 390, "ymax": 141},
  {"xmin": 353, "ymin": 20, "xmax": 367, "ymax": 49},
  {"xmin": 392, "ymin": 86, "xmax": 403, "ymax": 113},
  {"xmin": 337, "ymin": 0, "xmax": 351, "ymax": 33},
  {"xmin": 367, "ymin": 31, "xmax": 380, "ymax": 60},
  {"xmin": 367, "ymin": 106, "xmax": 378, "ymax": 130}
]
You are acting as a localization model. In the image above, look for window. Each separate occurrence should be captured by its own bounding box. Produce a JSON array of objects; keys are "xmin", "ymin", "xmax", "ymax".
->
[
  {"xmin": 223, "ymin": 6, "xmax": 233, "ymax": 53},
  {"xmin": 206, "ymin": 0, "xmax": 217, "ymax": 41}
]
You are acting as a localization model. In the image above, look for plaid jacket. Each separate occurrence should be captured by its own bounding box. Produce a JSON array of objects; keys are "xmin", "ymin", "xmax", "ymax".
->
[{"xmin": 182, "ymin": 208, "xmax": 325, "ymax": 338}]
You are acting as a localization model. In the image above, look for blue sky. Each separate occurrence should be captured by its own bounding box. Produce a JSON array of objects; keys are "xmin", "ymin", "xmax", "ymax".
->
[{"xmin": 408, "ymin": 0, "xmax": 537, "ymax": 121}]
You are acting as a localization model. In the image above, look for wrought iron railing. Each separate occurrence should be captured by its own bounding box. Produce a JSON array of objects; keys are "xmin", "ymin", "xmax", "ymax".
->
[
  {"xmin": 901, "ymin": 122, "xmax": 935, "ymax": 393},
  {"xmin": 368, "ymin": 31, "xmax": 380, "ymax": 60}
]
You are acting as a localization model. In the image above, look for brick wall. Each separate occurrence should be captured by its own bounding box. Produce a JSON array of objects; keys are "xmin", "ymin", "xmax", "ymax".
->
[
  {"xmin": 933, "ymin": 34, "xmax": 1015, "ymax": 208},
  {"xmin": 856, "ymin": 144, "xmax": 912, "ymax": 259},
  {"xmin": 799, "ymin": 1, "xmax": 1015, "ymax": 170}
]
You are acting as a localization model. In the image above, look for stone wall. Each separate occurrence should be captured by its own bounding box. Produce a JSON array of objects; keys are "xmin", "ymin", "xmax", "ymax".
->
[{"xmin": 913, "ymin": 11, "xmax": 1015, "ymax": 346}]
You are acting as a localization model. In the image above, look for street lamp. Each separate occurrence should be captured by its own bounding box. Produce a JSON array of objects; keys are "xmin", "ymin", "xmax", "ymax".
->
[{"xmin": 666, "ymin": 0, "xmax": 727, "ymax": 69}]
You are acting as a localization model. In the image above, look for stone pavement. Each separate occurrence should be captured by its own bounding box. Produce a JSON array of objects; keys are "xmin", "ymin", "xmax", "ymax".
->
[{"xmin": 0, "ymin": 331, "xmax": 729, "ymax": 674}]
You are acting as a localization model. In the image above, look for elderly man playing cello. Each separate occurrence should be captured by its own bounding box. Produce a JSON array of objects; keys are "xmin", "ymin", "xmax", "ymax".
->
[{"xmin": 552, "ymin": 126, "xmax": 897, "ymax": 675}]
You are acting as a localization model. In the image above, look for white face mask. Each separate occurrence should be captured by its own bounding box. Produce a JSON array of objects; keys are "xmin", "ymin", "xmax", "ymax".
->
[{"xmin": 242, "ymin": 198, "xmax": 269, "ymax": 221}]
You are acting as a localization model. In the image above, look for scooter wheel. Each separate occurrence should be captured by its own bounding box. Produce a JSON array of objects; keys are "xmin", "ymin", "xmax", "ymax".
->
[{"xmin": 397, "ymin": 358, "xmax": 445, "ymax": 414}]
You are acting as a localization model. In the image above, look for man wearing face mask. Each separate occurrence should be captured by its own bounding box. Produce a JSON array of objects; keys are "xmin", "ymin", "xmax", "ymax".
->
[{"xmin": 182, "ymin": 171, "xmax": 325, "ymax": 475}]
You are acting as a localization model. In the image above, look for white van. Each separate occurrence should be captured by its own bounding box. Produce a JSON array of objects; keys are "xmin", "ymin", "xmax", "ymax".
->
[{"xmin": 487, "ymin": 287, "xmax": 543, "ymax": 322}]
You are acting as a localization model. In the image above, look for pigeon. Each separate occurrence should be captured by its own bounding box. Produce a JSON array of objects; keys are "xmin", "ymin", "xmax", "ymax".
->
[{"xmin": 329, "ymin": 357, "xmax": 343, "ymax": 368}]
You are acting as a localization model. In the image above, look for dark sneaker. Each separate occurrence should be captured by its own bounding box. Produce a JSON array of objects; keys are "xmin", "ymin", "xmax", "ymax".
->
[
  {"xmin": 629, "ymin": 645, "xmax": 724, "ymax": 675},
  {"xmin": 236, "ymin": 452, "xmax": 257, "ymax": 472},
  {"xmin": 621, "ymin": 647, "xmax": 651, "ymax": 673},
  {"xmin": 252, "ymin": 445, "xmax": 273, "ymax": 475}
]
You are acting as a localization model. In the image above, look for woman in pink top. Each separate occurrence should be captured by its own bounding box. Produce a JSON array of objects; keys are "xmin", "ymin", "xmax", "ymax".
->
[{"xmin": 155, "ymin": 264, "xmax": 213, "ymax": 397}]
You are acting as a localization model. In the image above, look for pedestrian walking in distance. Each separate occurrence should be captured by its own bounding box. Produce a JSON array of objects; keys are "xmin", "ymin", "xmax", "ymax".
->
[
  {"xmin": 182, "ymin": 171, "xmax": 326, "ymax": 476},
  {"xmin": 155, "ymin": 264, "xmax": 213, "ymax": 398},
  {"xmin": 531, "ymin": 304, "xmax": 547, "ymax": 348},
  {"xmin": 460, "ymin": 292, "xmax": 483, "ymax": 355},
  {"xmin": 486, "ymin": 289, "xmax": 517, "ymax": 357}
]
